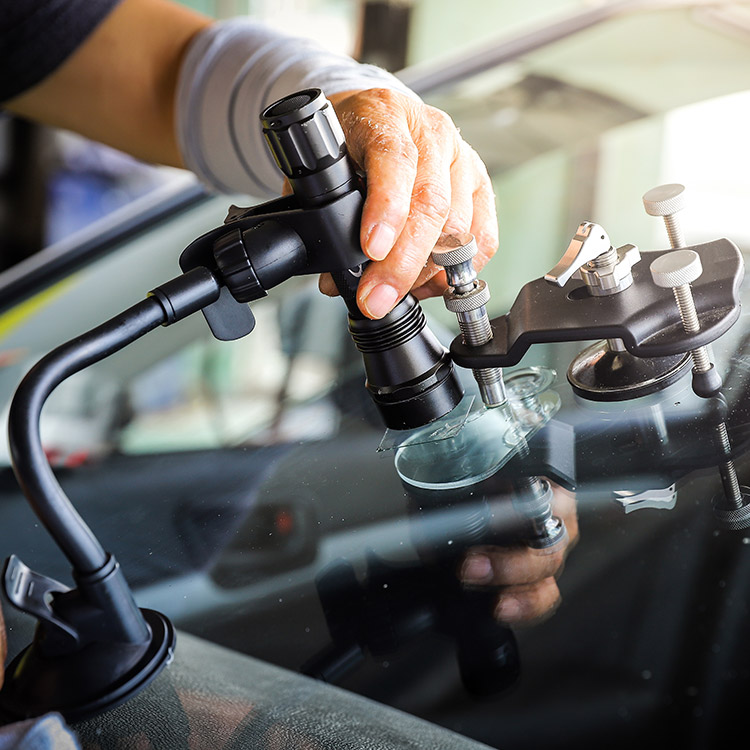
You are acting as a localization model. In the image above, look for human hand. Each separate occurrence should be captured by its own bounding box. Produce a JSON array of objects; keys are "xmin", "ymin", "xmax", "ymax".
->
[
  {"xmin": 323, "ymin": 88, "xmax": 498, "ymax": 319},
  {"xmin": 459, "ymin": 485, "xmax": 579, "ymax": 625}
]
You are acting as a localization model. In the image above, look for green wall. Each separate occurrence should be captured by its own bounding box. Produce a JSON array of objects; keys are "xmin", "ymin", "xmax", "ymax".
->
[{"xmin": 408, "ymin": 0, "xmax": 590, "ymax": 66}]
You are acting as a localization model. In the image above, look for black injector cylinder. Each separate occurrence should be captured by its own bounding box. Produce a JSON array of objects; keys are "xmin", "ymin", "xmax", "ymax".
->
[{"xmin": 261, "ymin": 89, "xmax": 463, "ymax": 430}]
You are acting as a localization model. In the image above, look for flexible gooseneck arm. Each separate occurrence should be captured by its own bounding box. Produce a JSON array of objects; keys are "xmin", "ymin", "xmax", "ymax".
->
[
  {"xmin": 9, "ymin": 299, "xmax": 164, "ymax": 572},
  {"xmin": 0, "ymin": 268, "xmax": 220, "ymax": 722},
  {"xmin": 7, "ymin": 268, "xmax": 221, "ymax": 574}
]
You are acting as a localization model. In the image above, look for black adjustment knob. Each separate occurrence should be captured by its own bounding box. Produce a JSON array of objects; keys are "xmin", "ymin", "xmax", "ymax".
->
[{"xmin": 261, "ymin": 88, "xmax": 354, "ymax": 204}]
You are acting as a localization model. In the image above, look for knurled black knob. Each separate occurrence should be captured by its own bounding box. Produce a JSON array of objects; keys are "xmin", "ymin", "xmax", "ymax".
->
[{"xmin": 261, "ymin": 88, "xmax": 352, "ymax": 201}]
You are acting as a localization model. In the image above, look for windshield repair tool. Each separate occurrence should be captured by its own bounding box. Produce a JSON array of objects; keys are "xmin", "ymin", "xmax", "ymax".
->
[
  {"xmin": 0, "ymin": 88, "xmax": 464, "ymax": 722},
  {"xmin": 181, "ymin": 88, "xmax": 463, "ymax": 430},
  {"xmin": 448, "ymin": 207, "xmax": 743, "ymax": 401},
  {"xmin": 432, "ymin": 234, "xmax": 566, "ymax": 550}
]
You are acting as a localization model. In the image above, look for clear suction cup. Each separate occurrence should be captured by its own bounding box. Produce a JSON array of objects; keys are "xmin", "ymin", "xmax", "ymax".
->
[{"xmin": 394, "ymin": 367, "xmax": 560, "ymax": 491}]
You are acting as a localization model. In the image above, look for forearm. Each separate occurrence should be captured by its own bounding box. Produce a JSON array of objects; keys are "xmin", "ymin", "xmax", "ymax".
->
[
  {"xmin": 5, "ymin": 0, "xmax": 414, "ymax": 192},
  {"xmin": 5, "ymin": 0, "xmax": 211, "ymax": 168}
]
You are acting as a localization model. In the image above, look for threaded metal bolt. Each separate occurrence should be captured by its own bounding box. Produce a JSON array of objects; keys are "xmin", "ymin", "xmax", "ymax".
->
[
  {"xmin": 432, "ymin": 235, "xmax": 506, "ymax": 407},
  {"xmin": 512, "ymin": 477, "xmax": 567, "ymax": 550},
  {"xmin": 643, "ymin": 193, "xmax": 747, "ymax": 520},
  {"xmin": 714, "ymin": 421, "xmax": 743, "ymax": 509},
  {"xmin": 649, "ymin": 245, "xmax": 713, "ymax": 376},
  {"xmin": 458, "ymin": 314, "xmax": 493, "ymax": 347}
]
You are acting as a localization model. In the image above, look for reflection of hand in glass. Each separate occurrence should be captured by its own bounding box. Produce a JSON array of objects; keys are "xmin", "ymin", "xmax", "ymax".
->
[{"xmin": 459, "ymin": 485, "xmax": 578, "ymax": 625}]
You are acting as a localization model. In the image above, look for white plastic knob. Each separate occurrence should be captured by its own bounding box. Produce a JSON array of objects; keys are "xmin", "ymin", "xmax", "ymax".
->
[
  {"xmin": 650, "ymin": 249, "xmax": 702, "ymax": 288},
  {"xmin": 642, "ymin": 184, "xmax": 686, "ymax": 217}
]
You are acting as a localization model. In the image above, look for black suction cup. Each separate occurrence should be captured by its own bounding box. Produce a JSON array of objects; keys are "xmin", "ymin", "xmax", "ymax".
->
[
  {"xmin": 1, "ymin": 609, "xmax": 174, "ymax": 724},
  {"xmin": 568, "ymin": 340, "xmax": 692, "ymax": 401}
]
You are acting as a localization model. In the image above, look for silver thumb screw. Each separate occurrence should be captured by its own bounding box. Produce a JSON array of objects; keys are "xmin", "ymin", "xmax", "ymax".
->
[
  {"xmin": 643, "ymin": 183, "xmax": 686, "ymax": 249},
  {"xmin": 432, "ymin": 234, "xmax": 507, "ymax": 407},
  {"xmin": 649, "ymin": 249, "xmax": 712, "ymax": 375}
]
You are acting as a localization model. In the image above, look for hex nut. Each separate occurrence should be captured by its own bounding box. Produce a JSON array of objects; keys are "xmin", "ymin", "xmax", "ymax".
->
[{"xmin": 443, "ymin": 279, "xmax": 490, "ymax": 312}]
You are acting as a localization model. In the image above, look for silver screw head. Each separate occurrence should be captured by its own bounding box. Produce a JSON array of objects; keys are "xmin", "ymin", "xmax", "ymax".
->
[
  {"xmin": 642, "ymin": 183, "xmax": 686, "ymax": 217},
  {"xmin": 650, "ymin": 249, "xmax": 703, "ymax": 288},
  {"xmin": 431, "ymin": 233, "xmax": 477, "ymax": 268}
]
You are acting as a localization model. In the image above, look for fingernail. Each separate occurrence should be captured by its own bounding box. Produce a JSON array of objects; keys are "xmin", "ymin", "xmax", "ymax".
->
[
  {"xmin": 495, "ymin": 596, "xmax": 522, "ymax": 623},
  {"xmin": 362, "ymin": 284, "xmax": 400, "ymax": 318},
  {"xmin": 366, "ymin": 223, "xmax": 396, "ymax": 261},
  {"xmin": 461, "ymin": 554, "xmax": 492, "ymax": 584}
]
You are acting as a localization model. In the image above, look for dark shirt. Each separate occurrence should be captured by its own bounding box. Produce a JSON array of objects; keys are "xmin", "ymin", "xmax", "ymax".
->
[{"xmin": 0, "ymin": 0, "xmax": 122, "ymax": 102}]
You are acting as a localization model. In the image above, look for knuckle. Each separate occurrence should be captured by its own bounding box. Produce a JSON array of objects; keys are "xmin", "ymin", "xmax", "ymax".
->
[
  {"xmin": 426, "ymin": 104, "xmax": 457, "ymax": 133},
  {"xmin": 396, "ymin": 137, "xmax": 420, "ymax": 169},
  {"xmin": 467, "ymin": 141, "xmax": 490, "ymax": 172},
  {"xmin": 365, "ymin": 132, "xmax": 419, "ymax": 175},
  {"xmin": 475, "ymin": 228, "xmax": 499, "ymax": 257},
  {"xmin": 411, "ymin": 181, "xmax": 451, "ymax": 226},
  {"xmin": 443, "ymin": 210, "xmax": 472, "ymax": 235},
  {"xmin": 457, "ymin": 139, "xmax": 478, "ymax": 168},
  {"xmin": 546, "ymin": 550, "xmax": 567, "ymax": 578},
  {"xmin": 390, "ymin": 243, "xmax": 430, "ymax": 280},
  {"xmin": 418, "ymin": 105, "xmax": 460, "ymax": 150}
]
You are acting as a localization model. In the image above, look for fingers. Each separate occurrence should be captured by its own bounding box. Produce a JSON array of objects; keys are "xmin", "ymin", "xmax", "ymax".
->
[
  {"xmin": 461, "ymin": 546, "xmax": 565, "ymax": 626},
  {"xmin": 460, "ymin": 543, "xmax": 567, "ymax": 588},
  {"xmin": 358, "ymin": 122, "xmax": 420, "ymax": 263},
  {"xmin": 460, "ymin": 484, "xmax": 579, "ymax": 626},
  {"xmin": 318, "ymin": 272, "xmax": 337, "ymax": 297},
  {"xmin": 495, "ymin": 577, "xmax": 561, "ymax": 625},
  {"xmin": 333, "ymin": 89, "xmax": 420, "ymax": 259},
  {"xmin": 329, "ymin": 88, "xmax": 498, "ymax": 319},
  {"xmin": 356, "ymin": 106, "xmax": 458, "ymax": 318}
]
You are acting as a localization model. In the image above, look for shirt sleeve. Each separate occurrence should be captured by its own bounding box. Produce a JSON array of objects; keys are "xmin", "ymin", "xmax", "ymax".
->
[
  {"xmin": 0, "ymin": 713, "xmax": 80, "ymax": 749},
  {"xmin": 0, "ymin": 0, "xmax": 123, "ymax": 102},
  {"xmin": 176, "ymin": 18, "xmax": 417, "ymax": 197}
]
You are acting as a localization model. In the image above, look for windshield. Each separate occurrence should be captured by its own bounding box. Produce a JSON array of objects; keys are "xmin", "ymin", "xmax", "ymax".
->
[{"xmin": 2, "ymin": 4, "xmax": 750, "ymax": 749}]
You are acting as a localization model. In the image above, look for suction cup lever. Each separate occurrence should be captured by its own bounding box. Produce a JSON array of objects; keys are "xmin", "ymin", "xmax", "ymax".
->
[
  {"xmin": 1, "ymin": 551, "xmax": 175, "ymax": 722},
  {"xmin": 544, "ymin": 222, "xmax": 617, "ymax": 288},
  {"xmin": 545, "ymin": 222, "xmax": 641, "ymax": 298},
  {"xmin": 3, "ymin": 556, "xmax": 76, "ymax": 643}
]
